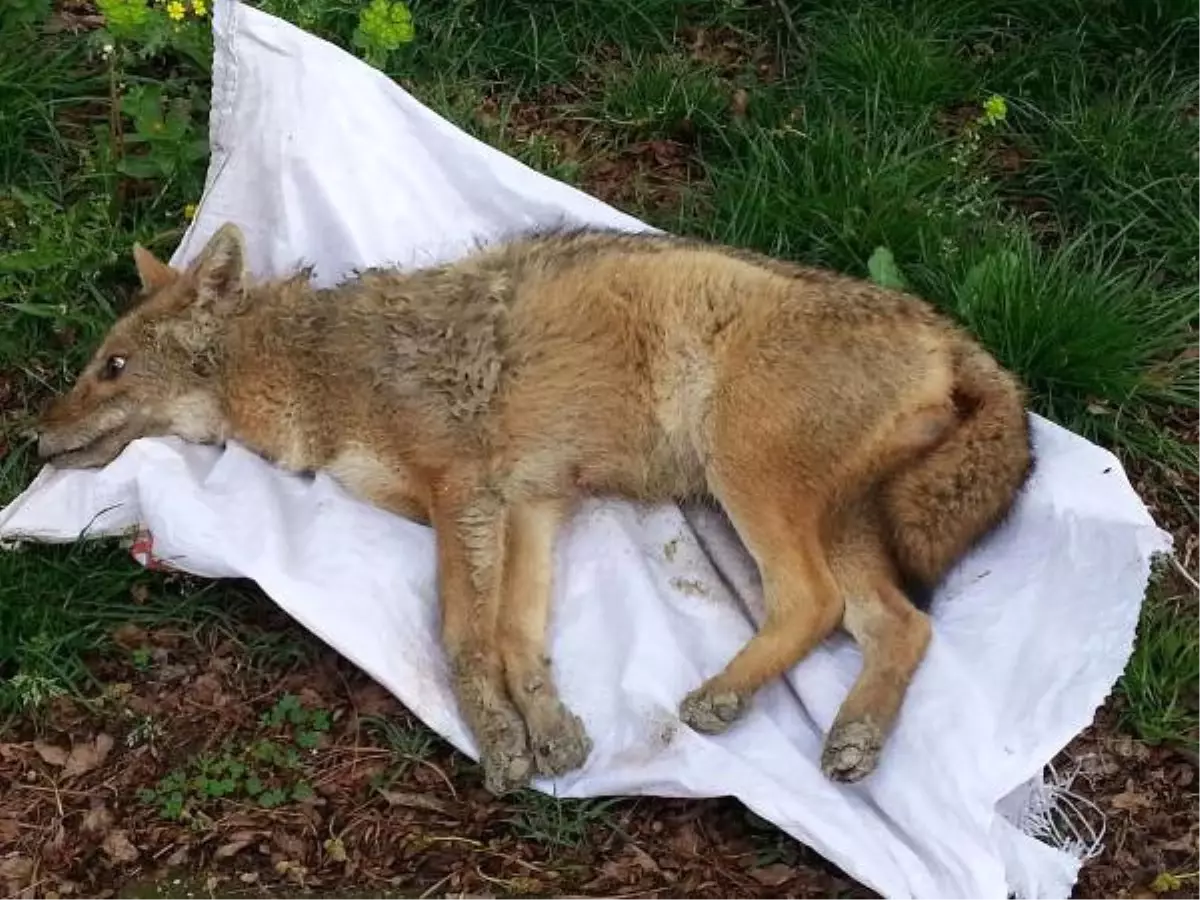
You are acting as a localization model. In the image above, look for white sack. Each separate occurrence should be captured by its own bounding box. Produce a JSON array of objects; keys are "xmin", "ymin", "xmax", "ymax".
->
[{"xmin": 0, "ymin": 2, "xmax": 1172, "ymax": 896}]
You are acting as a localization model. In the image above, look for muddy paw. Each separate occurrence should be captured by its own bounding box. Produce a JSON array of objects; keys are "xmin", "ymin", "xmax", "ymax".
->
[
  {"xmin": 679, "ymin": 685, "xmax": 748, "ymax": 735},
  {"xmin": 820, "ymin": 719, "xmax": 883, "ymax": 783},
  {"xmin": 478, "ymin": 711, "xmax": 535, "ymax": 796},
  {"xmin": 529, "ymin": 705, "xmax": 593, "ymax": 777}
]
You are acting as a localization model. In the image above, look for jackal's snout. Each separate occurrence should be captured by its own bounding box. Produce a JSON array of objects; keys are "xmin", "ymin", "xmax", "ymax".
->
[{"xmin": 34, "ymin": 381, "xmax": 136, "ymax": 464}]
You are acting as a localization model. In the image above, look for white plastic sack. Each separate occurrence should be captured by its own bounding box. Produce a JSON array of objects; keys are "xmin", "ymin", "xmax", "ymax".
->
[{"xmin": 0, "ymin": 2, "xmax": 1173, "ymax": 896}]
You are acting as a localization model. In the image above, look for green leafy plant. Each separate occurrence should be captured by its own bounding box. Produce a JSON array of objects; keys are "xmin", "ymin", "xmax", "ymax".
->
[
  {"xmin": 353, "ymin": 0, "xmax": 414, "ymax": 69},
  {"xmin": 94, "ymin": 0, "xmax": 211, "ymax": 65},
  {"xmin": 866, "ymin": 245, "xmax": 909, "ymax": 290},
  {"xmin": 0, "ymin": 0, "xmax": 50, "ymax": 30},
  {"xmin": 103, "ymin": 83, "xmax": 209, "ymax": 193},
  {"xmin": 137, "ymin": 693, "xmax": 331, "ymax": 821}
]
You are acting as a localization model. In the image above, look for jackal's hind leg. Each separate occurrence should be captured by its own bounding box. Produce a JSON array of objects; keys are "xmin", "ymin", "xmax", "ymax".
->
[
  {"xmin": 680, "ymin": 464, "xmax": 844, "ymax": 735},
  {"xmin": 820, "ymin": 566, "xmax": 931, "ymax": 783}
]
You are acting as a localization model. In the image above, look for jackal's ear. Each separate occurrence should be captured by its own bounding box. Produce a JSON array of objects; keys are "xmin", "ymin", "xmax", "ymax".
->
[
  {"xmin": 133, "ymin": 244, "xmax": 178, "ymax": 292},
  {"xmin": 188, "ymin": 222, "xmax": 247, "ymax": 313}
]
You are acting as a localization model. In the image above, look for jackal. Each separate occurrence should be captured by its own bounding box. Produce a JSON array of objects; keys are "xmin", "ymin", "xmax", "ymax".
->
[{"xmin": 37, "ymin": 223, "xmax": 1032, "ymax": 794}]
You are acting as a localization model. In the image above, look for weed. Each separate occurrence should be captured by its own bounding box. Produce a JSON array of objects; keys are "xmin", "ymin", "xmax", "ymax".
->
[
  {"xmin": 596, "ymin": 54, "xmax": 729, "ymax": 140},
  {"xmin": 137, "ymin": 693, "xmax": 331, "ymax": 821},
  {"xmin": 505, "ymin": 790, "xmax": 623, "ymax": 850},
  {"xmin": 1119, "ymin": 574, "xmax": 1200, "ymax": 747},
  {"xmin": 125, "ymin": 713, "xmax": 168, "ymax": 749},
  {"xmin": 129, "ymin": 646, "xmax": 153, "ymax": 671},
  {"xmin": 353, "ymin": 0, "xmax": 415, "ymax": 69},
  {"xmin": 0, "ymin": 0, "xmax": 49, "ymax": 30}
]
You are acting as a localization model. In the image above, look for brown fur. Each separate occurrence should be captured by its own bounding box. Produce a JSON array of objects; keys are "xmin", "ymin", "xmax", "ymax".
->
[{"xmin": 37, "ymin": 223, "xmax": 1033, "ymax": 792}]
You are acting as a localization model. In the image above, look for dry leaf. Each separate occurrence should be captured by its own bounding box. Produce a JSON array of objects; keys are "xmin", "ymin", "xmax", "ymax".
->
[
  {"xmin": 627, "ymin": 845, "xmax": 660, "ymax": 874},
  {"xmin": 112, "ymin": 623, "xmax": 148, "ymax": 649},
  {"xmin": 101, "ymin": 830, "xmax": 139, "ymax": 863},
  {"xmin": 324, "ymin": 837, "xmax": 348, "ymax": 863},
  {"xmin": 189, "ymin": 674, "xmax": 226, "ymax": 707},
  {"xmin": 750, "ymin": 863, "xmax": 795, "ymax": 887},
  {"xmin": 81, "ymin": 803, "xmax": 113, "ymax": 836},
  {"xmin": 34, "ymin": 741, "xmax": 69, "ymax": 767},
  {"xmin": 0, "ymin": 855, "xmax": 33, "ymax": 884},
  {"xmin": 214, "ymin": 839, "xmax": 255, "ymax": 860},
  {"xmin": 667, "ymin": 821, "xmax": 701, "ymax": 857},
  {"xmin": 597, "ymin": 859, "xmax": 630, "ymax": 884},
  {"xmin": 63, "ymin": 733, "xmax": 114, "ymax": 778},
  {"xmin": 272, "ymin": 832, "xmax": 306, "ymax": 861},
  {"xmin": 1110, "ymin": 790, "xmax": 1153, "ymax": 811},
  {"xmin": 378, "ymin": 788, "xmax": 449, "ymax": 814}
]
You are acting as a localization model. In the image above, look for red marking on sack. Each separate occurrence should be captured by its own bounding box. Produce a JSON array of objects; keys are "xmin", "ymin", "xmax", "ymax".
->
[{"xmin": 130, "ymin": 530, "xmax": 169, "ymax": 571}]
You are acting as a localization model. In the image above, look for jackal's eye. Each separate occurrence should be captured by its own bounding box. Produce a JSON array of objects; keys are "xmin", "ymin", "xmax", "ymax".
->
[{"xmin": 100, "ymin": 354, "xmax": 127, "ymax": 381}]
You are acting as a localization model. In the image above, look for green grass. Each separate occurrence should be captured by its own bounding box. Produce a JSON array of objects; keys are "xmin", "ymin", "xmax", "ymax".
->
[
  {"xmin": 505, "ymin": 790, "xmax": 624, "ymax": 850},
  {"xmin": 0, "ymin": 0, "xmax": 1195, "ymax": 762},
  {"xmin": 1119, "ymin": 570, "xmax": 1200, "ymax": 748}
]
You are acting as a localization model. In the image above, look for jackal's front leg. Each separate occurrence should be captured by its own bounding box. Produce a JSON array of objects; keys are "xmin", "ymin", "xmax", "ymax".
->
[
  {"xmin": 430, "ymin": 477, "xmax": 533, "ymax": 795},
  {"xmin": 497, "ymin": 498, "xmax": 592, "ymax": 777}
]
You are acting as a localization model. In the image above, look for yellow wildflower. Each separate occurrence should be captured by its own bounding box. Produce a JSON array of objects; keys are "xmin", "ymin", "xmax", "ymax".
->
[
  {"xmin": 184, "ymin": 203, "xmax": 198, "ymax": 220},
  {"xmin": 192, "ymin": 0, "xmax": 208, "ymax": 15},
  {"xmin": 980, "ymin": 94, "xmax": 1008, "ymax": 126},
  {"xmin": 166, "ymin": 0, "xmax": 186, "ymax": 21}
]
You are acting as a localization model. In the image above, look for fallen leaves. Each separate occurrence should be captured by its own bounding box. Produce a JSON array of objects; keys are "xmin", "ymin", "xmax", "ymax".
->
[
  {"xmin": 100, "ymin": 830, "xmax": 139, "ymax": 863},
  {"xmin": 0, "ymin": 624, "xmax": 1191, "ymax": 900},
  {"xmin": 64, "ymin": 734, "xmax": 113, "ymax": 778},
  {"xmin": 33, "ymin": 741, "xmax": 68, "ymax": 768},
  {"xmin": 0, "ymin": 855, "xmax": 34, "ymax": 894},
  {"xmin": 1111, "ymin": 788, "xmax": 1155, "ymax": 811},
  {"xmin": 80, "ymin": 803, "xmax": 114, "ymax": 836},
  {"xmin": 0, "ymin": 819, "xmax": 19, "ymax": 843},
  {"xmin": 749, "ymin": 862, "xmax": 795, "ymax": 887},
  {"xmin": 378, "ymin": 788, "xmax": 451, "ymax": 815},
  {"xmin": 34, "ymin": 734, "xmax": 114, "ymax": 779},
  {"xmin": 214, "ymin": 832, "xmax": 263, "ymax": 860},
  {"xmin": 323, "ymin": 837, "xmax": 348, "ymax": 863},
  {"xmin": 111, "ymin": 623, "xmax": 149, "ymax": 650}
]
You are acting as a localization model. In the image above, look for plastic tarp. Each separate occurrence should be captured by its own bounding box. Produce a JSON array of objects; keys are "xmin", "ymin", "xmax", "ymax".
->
[{"xmin": 0, "ymin": 2, "xmax": 1172, "ymax": 896}]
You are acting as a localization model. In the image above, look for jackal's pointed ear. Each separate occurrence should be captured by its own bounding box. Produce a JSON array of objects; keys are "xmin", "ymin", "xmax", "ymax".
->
[
  {"xmin": 133, "ymin": 244, "xmax": 178, "ymax": 292},
  {"xmin": 188, "ymin": 222, "xmax": 247, "ymax": 313}
]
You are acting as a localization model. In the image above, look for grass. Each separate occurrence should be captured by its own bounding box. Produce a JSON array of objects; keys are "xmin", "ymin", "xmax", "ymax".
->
[
  {"xmin": 1119, "ymin": 571, "xmax": 1200, "ymax": 747},
  {"xmin": 0, "ymin": 0, "xmax": 1195, "ymax": 823}
]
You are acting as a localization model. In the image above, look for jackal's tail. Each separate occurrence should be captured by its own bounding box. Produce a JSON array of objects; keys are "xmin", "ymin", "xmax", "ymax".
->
[{"xmin": 884, "ymin": 340, "xmax": 1033, "ymax": 591}]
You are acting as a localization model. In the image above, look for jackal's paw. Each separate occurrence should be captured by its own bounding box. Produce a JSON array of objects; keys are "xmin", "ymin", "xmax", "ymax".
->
[
  {"xmin": 477, "ymin": 711, "xmax": 534, "ymax": 796},
  {"xmin": 679, "ymin": 685, "xmax": 749, "ymax": 735},
  {"xmin": 820, "ymin": 719, "xmax": 883, "ymax": 783},
  {"xmin": 529, "ymin": 705, "xmax": 593, "ymax": 777}
]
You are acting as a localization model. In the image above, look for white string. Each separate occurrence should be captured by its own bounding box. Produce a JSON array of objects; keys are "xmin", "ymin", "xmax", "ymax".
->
[{"xmin": 1017, "ymin": 761, "xmax": 1108, "ymax": 864}]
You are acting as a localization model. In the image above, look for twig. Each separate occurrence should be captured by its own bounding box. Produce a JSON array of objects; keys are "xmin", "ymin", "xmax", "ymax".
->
[
  {"xmin": 418, "ymin": 871, "xmax": 455, "ymax": 899},
  {"xmin": 1171, "ymin": 554, "xmax": 1199, "ymax": 592}
]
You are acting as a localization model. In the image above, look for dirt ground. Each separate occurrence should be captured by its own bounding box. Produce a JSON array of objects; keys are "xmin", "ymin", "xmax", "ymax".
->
[{"xmin": 0, "ymin": 582, "xmax": 1195, "ymax": 900}]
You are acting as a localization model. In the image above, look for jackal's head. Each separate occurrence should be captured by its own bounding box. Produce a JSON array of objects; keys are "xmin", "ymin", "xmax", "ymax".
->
[{"xmin": 36, "ymin": 224, "xmax": 248, "ymax": 468}]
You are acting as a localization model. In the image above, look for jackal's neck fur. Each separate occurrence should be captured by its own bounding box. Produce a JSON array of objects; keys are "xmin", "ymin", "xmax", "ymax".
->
[{"xmin": 216, "ymin": 257, "xmax": 509, "ymax": 474}]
